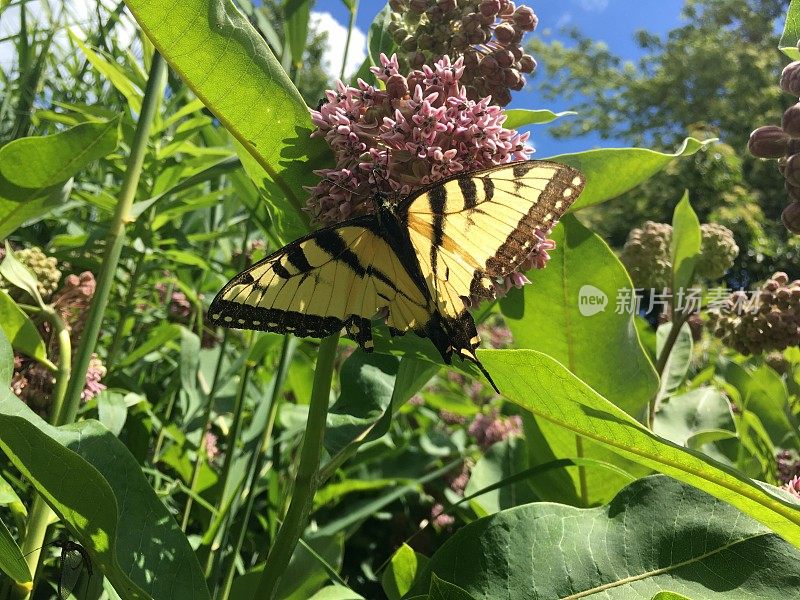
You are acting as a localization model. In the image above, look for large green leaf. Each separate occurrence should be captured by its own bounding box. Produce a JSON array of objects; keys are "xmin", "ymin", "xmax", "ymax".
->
[
  {"xmin": 551, "ymin": 137, "xmax": 714, "ymax": 211},
  {"xmin": 0, "ymin": 118, "xmax": 120, "ymax": 189},
  {"xmin": 463, "ymin": 437, "xmax": 536, "ymax": 515},
  {"xmin": 411, "ymin": 475, "xmax": 800, "ymax": 599},
  {"xmin": 0, "ymin": 393, "xmax": 209, "ymax": 600},
  {"xmin": 383, "ymin": 544, "xmax": 429, "ymax": 600},
  {"xmin": 0, "ymin": 179, "xmax": 73, "ymax": 239},
  {"xmin": 501, "ymin": 216, "xmax": 657, "ymax": 416},
  {"xmin": 283, "ymin": 0, "xmax": 311, "ymax": 69},
  {"xmin": 780, "ymin": 0, "xmax": 800, "ymax": 58},
  {"xmin": 478, "ymin": 349, "xmax": 800, "ymax": 546},
  {"xmin": 500, "ymin": 216, "xmax": 657, "ymax": 504},
  {"xmin": 123, "ymin": 0, "xmax": 330, "ymax": 223}
]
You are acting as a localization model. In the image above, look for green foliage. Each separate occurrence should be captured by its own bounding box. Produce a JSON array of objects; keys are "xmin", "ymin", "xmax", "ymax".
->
[
  {"xmin": 411, "ymin": 475, "xmax": 800, "ymax": 599},
  {"xmin": 0, "ymin": 2, "xmax": 798, "ymax": 599}
]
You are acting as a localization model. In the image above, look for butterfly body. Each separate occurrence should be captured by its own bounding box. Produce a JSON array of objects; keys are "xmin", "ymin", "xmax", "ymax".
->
[{"xmin": 209, "ymin": 160, "xmax": 585, "ymax": 392}]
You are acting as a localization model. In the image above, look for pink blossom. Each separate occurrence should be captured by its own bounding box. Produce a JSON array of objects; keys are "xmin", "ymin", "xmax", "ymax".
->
[
  {"xmin": 81, "ymin": 354, "xmax": 107, "ymax": 401},
  {"xmin": 431, "ymin": 503, "xmax": 455, "ymax": 528},
  {"xmin": 784, "ymin": 475, "xmax": 800, "ymax": 499},
  {"xmin": 468, "ymin": 409, "xmax": 522, "ymax": 449}
]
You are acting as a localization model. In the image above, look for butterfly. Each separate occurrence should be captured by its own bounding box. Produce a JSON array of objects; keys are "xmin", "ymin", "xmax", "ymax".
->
[{"xmin": 208, "ymin": 160, "xmax": 585, "ymax": 392}]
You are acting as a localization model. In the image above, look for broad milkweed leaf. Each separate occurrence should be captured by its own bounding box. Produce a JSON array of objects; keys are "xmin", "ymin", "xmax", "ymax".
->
[
  {"xmin": 0, "ymin": 391, "xmax": 210, "ymax": 600},
  {"xmin": 382, "ymin": 544, "xmax": 427, "ymax": 600},
  {"xmin": 412, "ymin": 475, "xmax": 800, "ymax": 599},
  {"xmin": 551, "ymin": 137, "xmax": 715, "ymax": 211},
  {"xmin": 0, "ymin": 118, "xmax": 120, "ymax": 189},
  {"xmin": 0, "ymin": 289, "xmax": 56, "ymax": 370},
  {"xmin": 0, "ymin": 179, "xmax": 73, "ymax": 239},
  {"xmin": 478, "ymin": 349, "xmax": 800, "ymax": 547},
  {"xmin": 428, "ymin": 575, "xmax": 479, "ymax": 600}
]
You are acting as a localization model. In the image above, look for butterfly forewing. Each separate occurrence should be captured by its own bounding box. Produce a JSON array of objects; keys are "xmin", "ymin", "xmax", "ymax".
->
[
  {"xmin": 402, "ymin": 160, "xmax": 585, "ymax": 318},
  {"xmin": 208, "ymin": 217, "xmax": 430, "ymax": 350}
]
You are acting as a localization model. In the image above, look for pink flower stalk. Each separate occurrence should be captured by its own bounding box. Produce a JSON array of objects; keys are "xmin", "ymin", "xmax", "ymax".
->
[
  {"xmin": 468, "ymin": 409, "xmax": 522, "ymax": 449},
  {"xmin": 431, "ymin": 503, "xmax": 455, "ymax": 528},
  {"xmin": 308, "ymin": 53, "xmax": 555, "ymax": 300},
  {"xmin": 81, "ymin": 354, "xmax": 107, "ymax": 401},
  {"xmin": 204, "ymin": 428, "xmax": 220, "ymax": 463}
]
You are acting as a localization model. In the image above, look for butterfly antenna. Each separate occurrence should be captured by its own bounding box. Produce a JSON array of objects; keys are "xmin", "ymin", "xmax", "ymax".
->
[{"xmin": 477, "ymin": 361, "xmax": 500, "ymax": 394}]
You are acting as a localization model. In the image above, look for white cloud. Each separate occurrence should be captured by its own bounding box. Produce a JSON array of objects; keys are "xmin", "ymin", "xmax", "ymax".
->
[
  {"xmin": 310, "ymin": 11, "xmax": 367, "ymax": 80},
  {"xmin": 576, "ymin": 0, "xmax": 609, "ymax": 11}
]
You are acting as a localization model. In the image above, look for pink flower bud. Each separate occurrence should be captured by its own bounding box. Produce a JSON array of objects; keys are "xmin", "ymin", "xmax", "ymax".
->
[
  {"xmin": 782, "ymin": 201, "xmax": 800, "ymax": 234},
  {"xmin": 780, "ymin": 61, "xmax": 800, "ymax": 96},
  {"xmin": 786, "ymin": 153, "xmax": 800, "ymax": 186},
  {"xmin": 748, "ymin": 125, "xmax": 790, "ymax": 158},
  {"xmin": 518, "ymin": 54, "xmax": 537, "ymax": 73},
  {"xmin": 783, "ymin": 102, "xmax": 800, "ymax": 138},
  {"xmin": 513, "ymin": 6, "xmax": 538, "ymax": 30}
]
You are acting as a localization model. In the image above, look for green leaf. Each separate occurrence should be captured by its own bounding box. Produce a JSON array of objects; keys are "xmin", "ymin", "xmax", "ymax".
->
[
  {"xmin": 479, "ymin": 349, "xmax": 800, "ymax": 546},
  {"xmin": 501, "ymin": 216, "xmax": 657, "ymax": 416},
  {"xmin": 0, "ymin": 514, "xmax": 30, "ymax": 586},
  {"xmin": 0, "ymin": 179, "xmax": 73, "ymax": 239},
  {"xmin": 656, "ymin": 322, "xmax": 693, "ymax": 394},
  {"xmin": 551, "ymin": 137, "xmax": 714, "ymax": 211},
  {"xmin": 123, "ymin": 0, "xmax": 330, "ymax": 225},
  {"xmin": 463, "ymin": 437, "xmax": 536, "ymax": 515},
  {"xmin": 503, "ymin": 109, "xmax": 575, "ymax": 129},
  {"xmin": 308, "ymin": 585, "xmax": 364, "ymax": 600},
  {"xmin": 428, "ymin": 575, "xmax": 478, "ymax": 600},
  {"xmin": 500, "ymin": 216, "xmax": 657, "ymax": 504},
  {"xmin": 651, "ymin": 593, "xmax": 693, "ymax": 600},
  {"xmin": 117, "ymin": 323, "xmax": 181, "ymax": 367},
  {"xmin": 413, "ymin": 475, "xmax": 800, "ymax": 599},
  {"xmin": 0, "ymin": 392, "xmax": 210, "ymax": 600},
  {"xmin": 0, "ymin": 118, "xmax": 120, "ymax": 189},
  {"xmin": 0, "ymin": 243, "xmax": 44, "ymax": 307},
  {"xmin": 70, "ymin": 31, "xmax": 144, "ymax": 113},
  {"xmin": 670, "ymin": 193, "xmax": 701, "ymax": 295},
  {"xmin": 780, "ymin": 0, "xmax": 800, "ymax": 59},
  {"xmin": 97, "ymin": 390, "xmax": 128, "ymax": 437},
  {"xmin": 0, "ymin": 326, "xmax": 12, "ymax": 384},
  {"xmin": 283, "ymin": 0, "xmax": 311, "ymax": 69},
  {"xmin": 0, "ymin": 290, "xmax": 56, "ymax": 369},
  {"xmin": 383, "ymin": 544, "xmax": 428, "ymax": 600}
]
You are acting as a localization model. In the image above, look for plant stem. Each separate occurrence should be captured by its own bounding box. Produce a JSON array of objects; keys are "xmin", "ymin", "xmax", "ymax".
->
[
  {"xmin": 575, "ymin": 436, "xmax": 589, "ymax": 506},
  {"xmin": 204, "ymin": 335, "xmax": 254, "ymax": 579},
  {"xmin": 340, "ymin": 1, "xmax": 358, "ymax": 81},
  {"xmin": 60, "ymin": 52, "xmax": 167, "ymax": 426},
  {"xmin": 220, "ymin": 336, "xmax": 295, "ymax": 600},
  {"xmin": 180, "ymin": 332, "xmax": 229, "ymax": 531},
  {"xmin": 649, "ymin": 310, "xmax": 689, "ymax": 429},
  {"xmin": 253, "ymin": 335, "xmax": 339, "ymax": 600}
]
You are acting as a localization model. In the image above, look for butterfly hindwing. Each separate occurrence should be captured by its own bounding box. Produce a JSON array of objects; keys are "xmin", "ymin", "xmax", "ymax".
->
[
  {"xmin": 208, "ymin": 217, "xmax": 431, "ymax": 351},
  {"xmin": 401, "ymin": 160, "xmax": 585, "ymax": 319}
]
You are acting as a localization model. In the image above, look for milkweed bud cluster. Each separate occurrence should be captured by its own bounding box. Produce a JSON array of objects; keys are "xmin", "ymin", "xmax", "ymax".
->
[
  {"xmin": 387, "ymin": 0, "xmax": 538, "ymax": 105},
  {"xmin": 747, "ymin": 46, "xmax": 800, "ymax": 234},
  {"xmin": 0, "ymin": 245, "xmax": 62, "ymax": 300},
  {"xmin": 707, "ymin": 272, "xmax": 800, "ymax": 355},
  {"xmin": 621, "ymin": 222, "xmax": 738, "ymax": 289},
  {"xmin": 621, "ymin": 221, "xmax": 672, "ymax": 289},
  {"xmin": 696, "ymin": 223, "xmax": 739, "ymax": 280}
]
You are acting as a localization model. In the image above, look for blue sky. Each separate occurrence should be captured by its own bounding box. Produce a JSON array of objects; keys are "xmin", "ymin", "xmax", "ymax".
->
[{"xmin": 313, "ymin": 0, "xmax": 687, "ymax": 156}]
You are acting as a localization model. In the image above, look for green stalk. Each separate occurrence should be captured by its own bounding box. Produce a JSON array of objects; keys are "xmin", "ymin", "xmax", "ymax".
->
[
  {"xmin": 105, "ymin": 250, "xmax": 147, "ymax": 367},
  {"xmin": 18, "ymin": 308, "xmax": 71, "ymax": 599},
  {"xmin": 649, "ymin": 310, "xmax": 689, "ymax": 429},
  {"xmin": 340, "ymin": 0, "xmax": 358, "ymax": 81},
  {"xmin": 59, "ymin": 52, "xmax": 166, "ymax": 425},
  {"xmin": 204, "ymin": 335, "xmax": 254, "ymax": 579},
  {"xmin": 253, "ymin": 334, "xmax": 339, "ymax": 600},
  {"xmin": 180, "ymin": 332, "xmax": 229, "ymax": 531},
  {"xmin": 220, "ymin": 336, "xmax": 296, "ymax": 600}
]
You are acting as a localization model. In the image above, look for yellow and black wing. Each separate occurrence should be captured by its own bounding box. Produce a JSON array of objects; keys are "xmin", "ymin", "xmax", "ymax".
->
[
  {"xmin": 208, "ymin": 217, "xmax": 431, "ymax": 350},
  {"xmin": 401, "ymin": 160, "xmax": 585, "ymax": 319}
]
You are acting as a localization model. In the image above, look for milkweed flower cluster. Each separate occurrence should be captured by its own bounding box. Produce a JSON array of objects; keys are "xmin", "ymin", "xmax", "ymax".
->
[
  {"xmin": 468, "ymin": 409, "xmax": 522, "ymax": 449},
  {"xmin": 387, "ymin": 0, "xmax": 539, "ymax": 106},
  {"xmin": 308, "ymin": 53, "xmax": 533, "ymax": 222},
  {"xmin": 308, "ymin": 54, "xmax": 548, "ymax": 300},
  {"xmin": 707, "ymin": 272, "xmax": 800, "ymax": 355}
]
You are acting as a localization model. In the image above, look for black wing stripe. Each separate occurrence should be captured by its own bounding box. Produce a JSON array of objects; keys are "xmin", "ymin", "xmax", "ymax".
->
[
  {"xmin": 429, "ymin": 185, "xmax": 447, "ymax": 277},
  {"xmin": 481, "ymin": 177, "xmax": 494, "ymax": 203},
  {"xmin": 458, "ymin": 176, "xmax": 478, "ymax": 209},
  {"xmin": 286, "ymin": 245, "xmax": 313, "ymax": 273}
]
